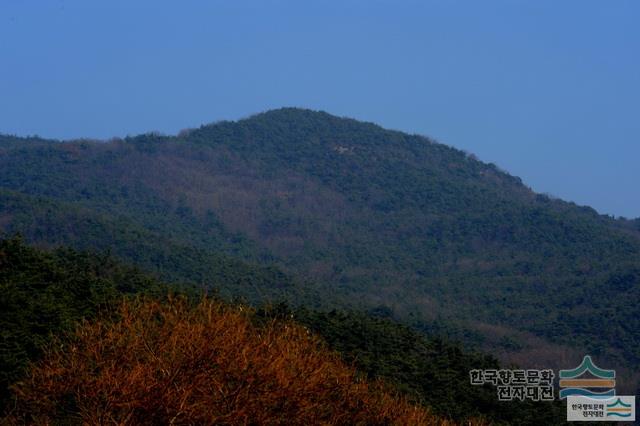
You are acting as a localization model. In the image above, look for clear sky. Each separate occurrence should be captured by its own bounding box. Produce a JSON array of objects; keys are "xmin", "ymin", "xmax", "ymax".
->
[{"xmin": 1, "ymin": 1, "xmax": 638, "ymax": 218}]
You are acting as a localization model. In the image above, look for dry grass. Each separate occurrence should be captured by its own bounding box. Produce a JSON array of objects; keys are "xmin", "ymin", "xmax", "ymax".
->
[{"xmin": 5, "ymin": 297, "xmax": 467, "ymax": 425}]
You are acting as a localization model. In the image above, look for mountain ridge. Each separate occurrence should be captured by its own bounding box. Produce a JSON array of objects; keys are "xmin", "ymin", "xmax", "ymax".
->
[
  {"xmin": 1, "ymin": 108, "xmax": 639, "ymax": 390},
  {"xmin": 1, "ymin": 106, "xmax": 636, "ymax": 222}
]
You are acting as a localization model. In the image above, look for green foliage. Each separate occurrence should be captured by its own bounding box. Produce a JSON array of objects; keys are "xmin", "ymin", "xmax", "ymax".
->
[
  {"xmin": 2, "ymin": 239, "xmax": 565, "ymax": 424},
  {"xmin": 256, "ymin": 304, "xmax": 566, "ymax": 425},
  {"xmin": 0, "ymin": 190, "xmax": 316, "ymax": 306},
  {"xmin": 1, "ymin": 108, "xmax": 639, "ymax": 385},
  {"xmin": 0, "ymin": 236, "xmax": 174, "ymax": 410}
]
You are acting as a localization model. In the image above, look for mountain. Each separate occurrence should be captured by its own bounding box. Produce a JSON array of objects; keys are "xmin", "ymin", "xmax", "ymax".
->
[{"xmin": 1, "ymin": 108, "xmax": 639, "ymax": 387}]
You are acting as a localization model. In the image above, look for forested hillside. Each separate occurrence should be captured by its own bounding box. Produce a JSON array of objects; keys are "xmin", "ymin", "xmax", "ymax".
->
[
  {"xmin": 1, "ymin": 108, "xmax": 639, "ymax": 385},
  {"xmin": 0, "ymin": 237, "xmax": 170, "ymax": 410},
  {"xmin": 1, "ymin": 239, "xmax": 567, "ymax": 424}
]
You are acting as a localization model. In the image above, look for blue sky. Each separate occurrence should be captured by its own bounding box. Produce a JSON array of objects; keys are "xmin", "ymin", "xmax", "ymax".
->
[{"xmin": 1, "ymin": 1, "xmax": 638, "ymax": 217}]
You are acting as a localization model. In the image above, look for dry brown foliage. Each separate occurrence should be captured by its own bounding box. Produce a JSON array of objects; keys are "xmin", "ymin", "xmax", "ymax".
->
[{"xmin": 5, "ymin": 297, "xmax": 459, "ymax": 425}]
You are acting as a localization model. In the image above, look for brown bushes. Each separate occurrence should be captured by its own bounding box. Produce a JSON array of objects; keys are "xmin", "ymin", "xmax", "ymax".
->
[{"xmin": 6, "ymin": 297, "xmax": 453, "ymax": 425}]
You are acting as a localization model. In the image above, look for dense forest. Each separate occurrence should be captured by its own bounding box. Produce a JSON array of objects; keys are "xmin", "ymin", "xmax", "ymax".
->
[
  {"xmin": 1, "ymin": 238, "xmax": 567, "ymax": 424},
  {"xmin": 1, "ymin": 108, "xmax": 639, "ymax": 395}
]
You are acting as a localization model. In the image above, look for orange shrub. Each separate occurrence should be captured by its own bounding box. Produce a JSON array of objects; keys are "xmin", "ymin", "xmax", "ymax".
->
[{"xmin": 5, "ymin": 297, "xmax": 457, "ymax": 425}]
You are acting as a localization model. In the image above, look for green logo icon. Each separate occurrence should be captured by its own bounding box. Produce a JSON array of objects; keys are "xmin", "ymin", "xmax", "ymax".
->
[{"xmin": 559, "ymin": 355, "xmax": 615, "ymax": 399}]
